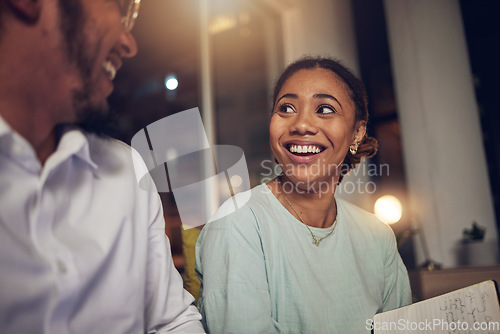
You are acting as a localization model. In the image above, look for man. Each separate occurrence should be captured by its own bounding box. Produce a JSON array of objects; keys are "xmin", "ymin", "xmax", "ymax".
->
[{"xmin": 0, "ymin": 0, "xmax": 204, "ymax": 332}]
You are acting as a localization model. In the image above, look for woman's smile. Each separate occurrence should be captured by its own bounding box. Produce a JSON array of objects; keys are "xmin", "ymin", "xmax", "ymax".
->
[{"xmin": 282, "ymin": 140, "xmax": 327, "ymax": 164}]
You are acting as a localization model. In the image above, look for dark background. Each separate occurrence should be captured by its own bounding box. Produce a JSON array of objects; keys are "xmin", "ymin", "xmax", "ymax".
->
[{"xmin": 109, "ymin": 0, "xmax": 500, "ymax": 268}]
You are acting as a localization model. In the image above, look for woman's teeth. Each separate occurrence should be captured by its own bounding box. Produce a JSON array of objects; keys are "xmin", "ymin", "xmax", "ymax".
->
[
  {"xmin": 288, "ymin": 144, "xmax": 322, "ymax": 154},
  {"xmin": 103, "ymin": 61, "xmax": 117, "ymax": 80}
]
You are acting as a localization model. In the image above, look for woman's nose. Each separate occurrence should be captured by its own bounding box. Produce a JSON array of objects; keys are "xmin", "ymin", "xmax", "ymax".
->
[{"xmin": 289, "ymin": 111, "xmax": 318, "ymax": 135}]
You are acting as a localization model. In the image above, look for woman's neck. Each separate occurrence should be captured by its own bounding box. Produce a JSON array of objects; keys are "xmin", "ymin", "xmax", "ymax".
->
[{"xmin": 268, "ymin": 175, "xmax": 338, "ymax": 228}]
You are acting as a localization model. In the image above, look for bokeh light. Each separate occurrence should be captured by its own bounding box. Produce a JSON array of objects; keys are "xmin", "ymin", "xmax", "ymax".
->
[
  {"xmin": 165, "ymin": 75, "xmax": 179, "ymax": 91},
  {"xmin": 374, "ymin": 195, "xmax": 402, "ymax": 225}
]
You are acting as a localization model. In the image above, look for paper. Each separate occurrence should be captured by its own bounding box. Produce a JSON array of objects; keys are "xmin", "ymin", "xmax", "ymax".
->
[{"xmin": 372, "ymin": 280, "xmax": 500, "ymax": 333}]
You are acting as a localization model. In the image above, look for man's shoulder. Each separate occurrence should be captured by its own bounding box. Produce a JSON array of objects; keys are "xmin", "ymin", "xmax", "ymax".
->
[
  {"xmin": 82, "ymin": 131, "xmax": 160, "ymax": 202},
  {"xmin": 85, "ymin": 133, "xmax": 131, "ymax": 158},
  {"xmin": 83, "ymin": 132, "xmax": 145, "ymax": 179},
  {"xmin": 85, "ymin": 132, "xmax": 144, "ymax": 168}
]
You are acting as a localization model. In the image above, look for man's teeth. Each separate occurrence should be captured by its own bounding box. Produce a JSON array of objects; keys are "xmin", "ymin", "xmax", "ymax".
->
[
  {"xmin": 103, "ymin": 61, "xmax": 117, "ymax": 80},
  {"xmin": 289, "ymin": 145, "xmax": 322, "ymax": 154}
]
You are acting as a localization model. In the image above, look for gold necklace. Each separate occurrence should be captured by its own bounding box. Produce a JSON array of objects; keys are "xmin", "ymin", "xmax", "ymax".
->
[{"xmin": 280, "ymin": 184, "xmax": 337, "ymax": 246}]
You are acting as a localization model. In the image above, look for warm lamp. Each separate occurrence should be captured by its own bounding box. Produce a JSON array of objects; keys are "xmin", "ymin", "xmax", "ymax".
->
[
  {"xmin": 373, "ymin": 195, "xmax": 441, "ymax": 270},
  {"xmin": 374, "ymin": 195, "xmax": 402, "ymax": 225}
]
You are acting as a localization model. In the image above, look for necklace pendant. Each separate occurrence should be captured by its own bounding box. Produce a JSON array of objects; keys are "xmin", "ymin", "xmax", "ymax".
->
[{"xmin": 312, "ymin": 238, "xmax": 320, "ymax": 246}]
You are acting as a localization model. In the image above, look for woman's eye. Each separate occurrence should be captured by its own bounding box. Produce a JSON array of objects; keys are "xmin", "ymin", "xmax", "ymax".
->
[
  {"xmin": 278, "ymin": 105, "xmax": 294, "ymax": 113},
  {"xmin": 317, "ymin": 106, "xmax": 336, "ymax": 114}
]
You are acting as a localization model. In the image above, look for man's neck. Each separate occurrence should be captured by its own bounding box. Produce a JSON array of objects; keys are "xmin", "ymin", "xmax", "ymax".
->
[
  {"xmin": 0, "ymin": 8, "xmax": 76, "ymax": 166},
  {"xmin": 0, "ymin": 107, "xmax": 59, "ymax": 165},
  {"xmin": 36, "ymin": 130, "xmax": 58, "ymax": 165}
]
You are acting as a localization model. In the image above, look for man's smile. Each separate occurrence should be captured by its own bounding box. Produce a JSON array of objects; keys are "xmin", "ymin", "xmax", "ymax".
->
[{"xmin": 102, "ymin": 60, "xmax": 117, "ymax": 80}]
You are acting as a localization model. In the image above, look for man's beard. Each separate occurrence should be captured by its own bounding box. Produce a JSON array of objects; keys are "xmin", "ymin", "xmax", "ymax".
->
[
  {"xmin": 71, "ymin": 69, "xmax": 119, "ymax": 137},
  {"xmin": 57, "ymin": 0, "xmax": 117, "ymax": 136}
]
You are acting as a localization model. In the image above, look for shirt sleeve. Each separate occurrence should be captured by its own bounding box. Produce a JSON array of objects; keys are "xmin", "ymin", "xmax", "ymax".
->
[
  {"xmin": 195, "ymin": 207, "xmax": 278, "ymax": 334},
  {"xmin": 145, "ymin": 192, "xmax": 205, "ymax": 333},
  {"xmin": 381, "ymin": 228, "xmax": 412, "ymax": 311}
]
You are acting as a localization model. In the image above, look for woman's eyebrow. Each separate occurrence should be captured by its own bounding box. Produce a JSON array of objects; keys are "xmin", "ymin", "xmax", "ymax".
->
[
  {"xmin": 313, "ymin": 93, "xmax": 343, "ymax": 110},
  {"xmin": 275, "ymin": 93, "xmax": 343, "ymax": 111},
  {"xmin": 275, "ymin": 93, "xmax": 298, "ymax": 106}
]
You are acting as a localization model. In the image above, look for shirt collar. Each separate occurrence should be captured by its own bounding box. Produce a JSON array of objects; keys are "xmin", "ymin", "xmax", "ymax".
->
[
  {"xmin": 0, "ymin": 114, "xmax": 41, "ymax": 173},
  {"xmin": 0, "ymin": 114, "xmax": 12, "ymax": 138},
  {"xmin": 0, "ymin": 115, "xmax": 98, "ymax": 173},
  {"xmin": 51, "ymin": 126, "xmax": 99, "ymax": 171}
]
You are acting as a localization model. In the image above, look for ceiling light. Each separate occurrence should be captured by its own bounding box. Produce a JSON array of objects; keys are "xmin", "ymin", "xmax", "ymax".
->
[{"xmin": 165, "ymin": 75, "xmax": 178, "ymax": 91}]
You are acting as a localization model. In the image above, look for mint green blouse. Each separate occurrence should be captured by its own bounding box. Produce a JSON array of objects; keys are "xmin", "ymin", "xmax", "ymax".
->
[{"xmin": 195, "ymin": 184, "xmax": 411, "ymax": 333}]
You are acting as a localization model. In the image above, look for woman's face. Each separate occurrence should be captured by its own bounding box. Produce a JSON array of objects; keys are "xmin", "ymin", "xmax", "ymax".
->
[{"xmin": 270, "ymin": 68, "xmax": 366, "ymax": 191}]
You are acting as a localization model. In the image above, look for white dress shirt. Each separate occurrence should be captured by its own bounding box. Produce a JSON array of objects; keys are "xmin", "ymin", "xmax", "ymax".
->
[{"xmin": 0, "ymin": 116, "xmax": 204, "ymax": 333}]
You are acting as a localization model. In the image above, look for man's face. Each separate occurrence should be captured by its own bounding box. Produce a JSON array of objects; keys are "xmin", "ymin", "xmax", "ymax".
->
[{"xmin": 58, "ymin": 0, "xmax": 137, "ymax": 131}]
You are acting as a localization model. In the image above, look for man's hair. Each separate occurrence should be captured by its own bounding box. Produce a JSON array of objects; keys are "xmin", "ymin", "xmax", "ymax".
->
[{"xmin": 271, "ymin": 56, "xmax": 378, "ymax": 181}]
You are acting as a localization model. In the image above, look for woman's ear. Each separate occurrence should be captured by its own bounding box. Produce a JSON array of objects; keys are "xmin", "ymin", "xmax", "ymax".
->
[
  {"xmin": 353, "ymin": 121, "xmax": 367, "ymax": 144},
  {"xmin": 7, "ymin": 0, "xmax": 42, "ymax": 23}
]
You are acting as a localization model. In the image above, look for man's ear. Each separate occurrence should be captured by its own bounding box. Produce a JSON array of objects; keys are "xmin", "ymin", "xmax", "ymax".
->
[{"xmin": 6, "ymin": 0, "xmax": 42, "ymax": 23}]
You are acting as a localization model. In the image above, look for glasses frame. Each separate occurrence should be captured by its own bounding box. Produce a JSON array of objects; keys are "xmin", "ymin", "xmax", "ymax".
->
[{"xmin": 121, "ymin": 0, "xmax": 141, "ymax": 31}]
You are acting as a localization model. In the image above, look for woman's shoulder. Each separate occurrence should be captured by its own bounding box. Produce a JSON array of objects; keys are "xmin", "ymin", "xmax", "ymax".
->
[
  {"xmin": 209, "ymin": 183, "xmax": 270, "ymax": 218},
  {"xmin": 196, "ymin": 185, "xmax": 275, "ymax": 263},
  {"xmin": 201, "ymin": 184, "xmax": 273, "ymax": 234},
  {"xmin": 336, "ymin": 198, "xmax": 398, "ymax": 262},
  {"xmin": 337, "ymin": 198, "xmax": 394, "ymax": 238}
]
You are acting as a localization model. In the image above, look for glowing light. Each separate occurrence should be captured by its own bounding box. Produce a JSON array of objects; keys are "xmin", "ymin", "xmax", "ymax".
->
[
  {"xmin": 165, "ymin": 76, "xmax": 178, "ymax": 91},
  {"xmin": 374, "ymin": 195, "xmax": 402, "ymax": 225}
]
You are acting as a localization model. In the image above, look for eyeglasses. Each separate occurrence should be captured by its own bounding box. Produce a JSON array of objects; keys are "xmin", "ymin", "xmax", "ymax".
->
[{"xmin": 121, "ymin": 0, "xmax": 141, "ymax": 32}]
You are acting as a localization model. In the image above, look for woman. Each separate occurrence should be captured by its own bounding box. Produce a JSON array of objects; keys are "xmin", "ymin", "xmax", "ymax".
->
[{"xmin": 195, "ymin": 57, "xmax": 411, "ymax": 333}]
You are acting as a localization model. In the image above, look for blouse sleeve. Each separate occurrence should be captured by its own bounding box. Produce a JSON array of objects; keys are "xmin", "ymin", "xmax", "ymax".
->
[
  {"xmin": 195, "ymin": 206, "xmax": 278, "ymax": 334},
  {"xmin": 381, "ymin": 228, "xmax": 412, "ymax": 311}
]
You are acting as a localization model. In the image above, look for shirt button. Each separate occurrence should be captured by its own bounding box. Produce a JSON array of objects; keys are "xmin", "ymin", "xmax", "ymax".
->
[{"xmin": 57, "ymin": 260, "xmax": 67, "ymax": 274}]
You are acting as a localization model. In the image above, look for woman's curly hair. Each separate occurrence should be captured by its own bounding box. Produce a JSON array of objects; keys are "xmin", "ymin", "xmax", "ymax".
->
[{"xmin": 272, "ymin": 56, "xmax": 378, "ymax": 182}]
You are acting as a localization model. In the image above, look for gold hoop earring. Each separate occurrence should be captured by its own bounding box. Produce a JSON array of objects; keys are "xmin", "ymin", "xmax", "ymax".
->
[{"xmin": 349, "ymin": 143, "xmax": 358, "ymax": 155}]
